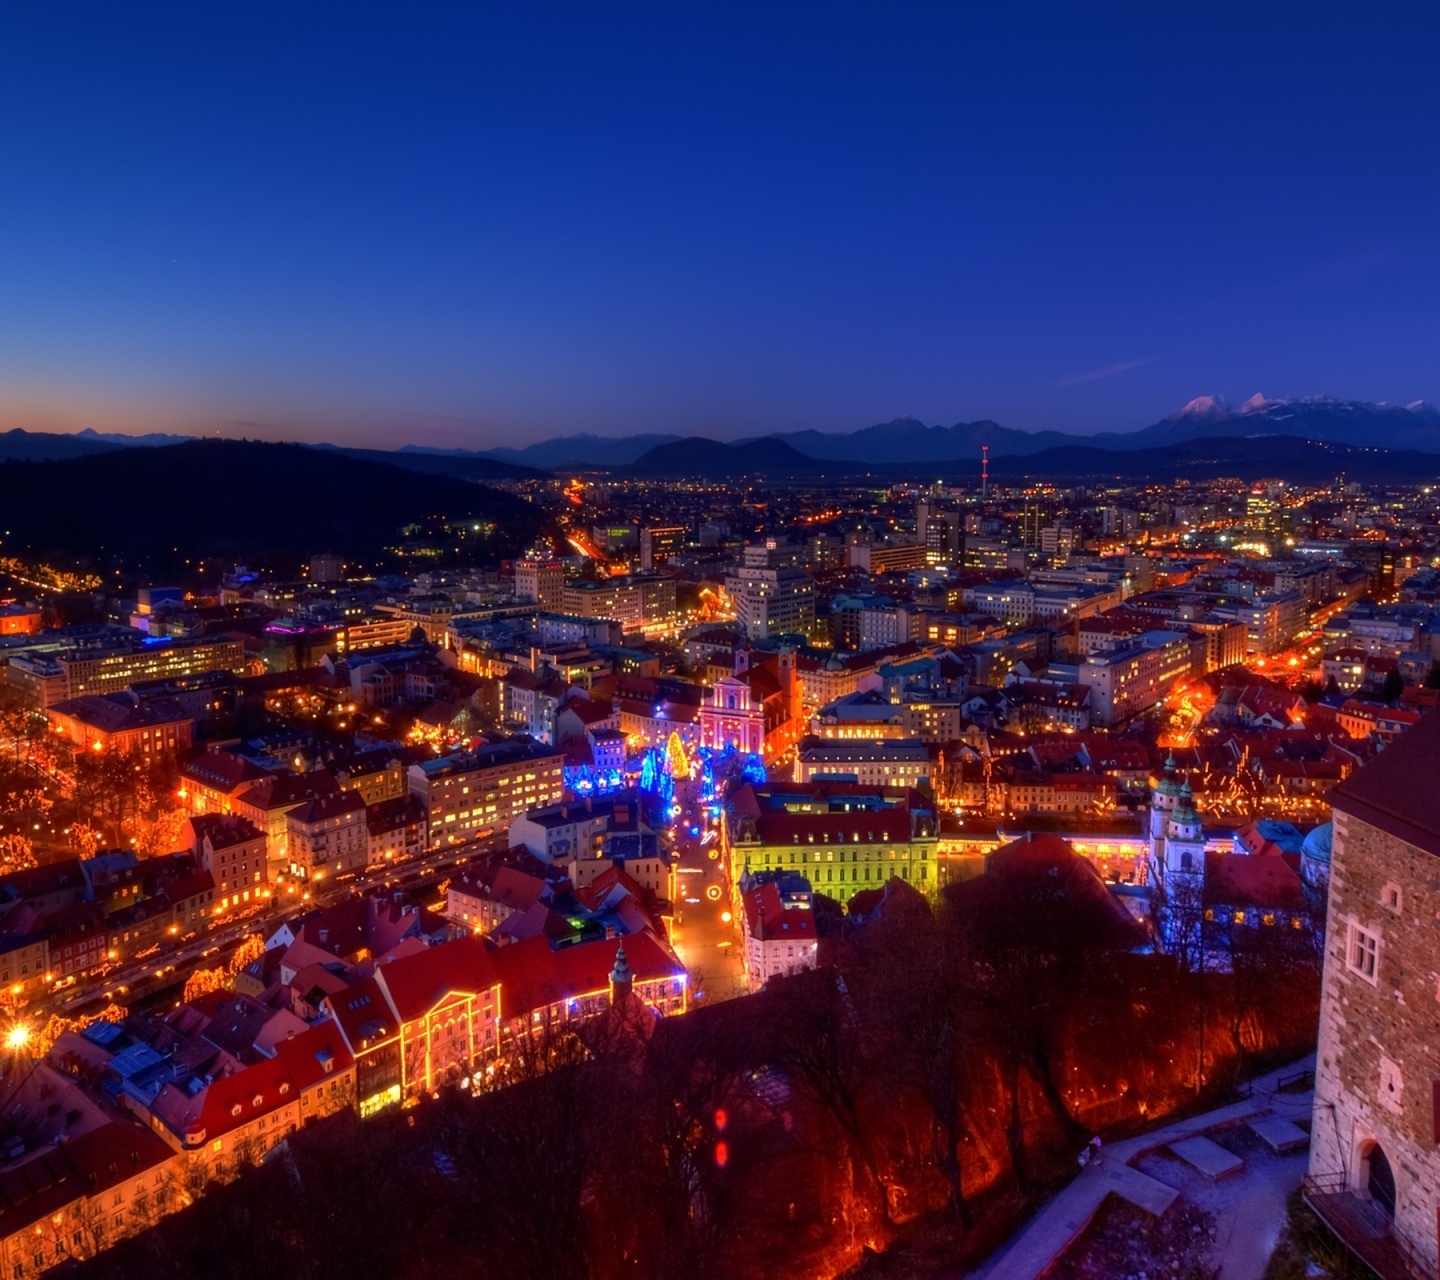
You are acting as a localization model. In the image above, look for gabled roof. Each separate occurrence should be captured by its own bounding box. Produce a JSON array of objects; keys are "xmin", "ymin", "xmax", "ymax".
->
[
  {"xmin": 1203, "ymin": 850, "xmax": 1306, "ymax": 912},
  {"xmin": 287, "ymin": 789, "xmax": 366, "ymax": 827},
  {"xmin": 0, "ymin": 1121, "xmax": 174, "ymax": 1239},
  {"xmin": 489, "ymin": 928, "xmax": 684, "ymax": 1019},
  {"xmin": 325, "ymin": 977, "xmax": 396, "ymax": 1049},
  {"xmin": 374, "ymin": 934, "xmax": 500, "ymax": 1022},
  {"xmin": 181, "ymin": 749, "xmax": 269, "ymax": 792},
  {"xmin": 268, "ymin": 1020, "xmax": 356, "ymax": 1091},
  {"xmin": 1328, "ymin": 707, "xmax": 1440, "ymax": 858},
  {"xmin": 742, "ymin": 882, "xmax": 815, "ymax": 943},
  {"xmin": 188, "ymin": 812, "xmax": 264, "ymax": 850}
]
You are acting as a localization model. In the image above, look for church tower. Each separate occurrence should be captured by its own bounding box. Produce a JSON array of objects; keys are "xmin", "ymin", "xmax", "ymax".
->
[
  {"xmin": 1150, "ymin": 776, "xmax": 1207, "ymax": 960},
  {"xmin": 1163, "ymin": 781, "xmax": 1206, "ymax": 881},
  {"xmin": 1146, "ymin": 753, "xmax": 1182, "ymax": 885},
  {"xmin": 609, "ymin": 941, "xmax": 633, "ymax": 1007}
]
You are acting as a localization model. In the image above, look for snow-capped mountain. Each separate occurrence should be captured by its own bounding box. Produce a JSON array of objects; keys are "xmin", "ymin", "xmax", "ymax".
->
[{"xmin": 1111, "ymin": 395, "xmax": 1440, "ymax": 452}]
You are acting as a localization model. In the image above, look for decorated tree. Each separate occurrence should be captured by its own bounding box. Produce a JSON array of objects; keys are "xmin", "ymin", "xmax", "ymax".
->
[
  {"xmin": 228, "ymin": 934, "xmax": 267, "ymax": 976},
  {"xmin": 32, "ymin": 1002, "xmax": 127, "ymax": 1059},
  {"xmin": 68, "ymin": 821, "xmax": 103, "ymax": 857},
  {"xmin": 0, "ymin": 833, "xmax": 36, "ymax": 874},
  {"xmin": 664, "ymin": 730, "xmax": 691, "ymax": 780},
  {"xmin": 183, "ymin": 966, "xmax": 229, "ymax": 1002}
]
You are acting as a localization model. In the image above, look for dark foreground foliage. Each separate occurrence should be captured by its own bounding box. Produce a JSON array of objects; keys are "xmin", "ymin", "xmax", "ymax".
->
[{"xmin": 69, "ymin": 854, "xmax": 1320, "ymax": 1280}]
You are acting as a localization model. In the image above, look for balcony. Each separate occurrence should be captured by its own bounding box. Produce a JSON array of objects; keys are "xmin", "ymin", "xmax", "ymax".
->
[{"xmin": 1303, "ymin": 1173, "xmax": 1436, "ymax": 1280}]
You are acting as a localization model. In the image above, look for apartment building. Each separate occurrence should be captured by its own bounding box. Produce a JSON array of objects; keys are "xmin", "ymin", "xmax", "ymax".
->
[
  {"xmin": 409, "ymin": 738, "xmax": 564, "ymax": 848},
  {"xmin": 58, "ymin": 636, "xmax": 246, "ymax": 699},
  {"xmin": 562, "ymin": 574, "xmax": 676, "ymax": 634}
]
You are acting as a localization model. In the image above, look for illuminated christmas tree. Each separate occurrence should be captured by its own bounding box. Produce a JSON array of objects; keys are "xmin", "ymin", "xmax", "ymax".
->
[{"xmin": 664, "ymin": 730, "xmax": 692, "ymax": 780}]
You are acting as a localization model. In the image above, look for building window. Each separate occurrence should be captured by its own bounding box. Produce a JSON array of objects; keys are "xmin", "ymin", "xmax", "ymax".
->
[
  {"xmin": 1380, "ymin": 882, "xmax": 1401, "ymax": 914},
  {"xmin": 1347, "ymin": 922, "xmax": 1380, "ymax": 984}
]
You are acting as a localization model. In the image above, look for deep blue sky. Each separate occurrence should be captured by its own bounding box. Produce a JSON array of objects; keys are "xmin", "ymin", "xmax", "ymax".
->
[{"xmin": 2, "ymin": 3, "xmax": 1437, "ymax": 448}]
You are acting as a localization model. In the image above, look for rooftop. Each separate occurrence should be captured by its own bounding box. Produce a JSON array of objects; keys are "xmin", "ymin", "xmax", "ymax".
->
[{"xmin": 1328, "ymin": 710, "xmax": 1440, "ymax": 858}]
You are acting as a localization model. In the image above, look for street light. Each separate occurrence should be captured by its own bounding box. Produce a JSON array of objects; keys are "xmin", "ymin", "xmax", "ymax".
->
[{"xmin": 5, "ymin": 1023, "xmax": 30, "ymax": 1052}]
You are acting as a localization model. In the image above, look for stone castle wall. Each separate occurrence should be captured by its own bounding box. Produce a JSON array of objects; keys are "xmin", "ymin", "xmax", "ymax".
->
[{"xmin": 1311, "ymin": 808, "xmax": 1440, "ymax": 1272}]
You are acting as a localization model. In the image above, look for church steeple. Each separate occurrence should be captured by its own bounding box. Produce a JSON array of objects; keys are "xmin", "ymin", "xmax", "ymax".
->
[{"xmin": 609, "ymin": 942, "xmax": 633, "ymax": 1006}]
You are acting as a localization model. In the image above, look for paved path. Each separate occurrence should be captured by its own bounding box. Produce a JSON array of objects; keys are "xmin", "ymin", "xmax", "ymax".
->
[{"xmin": 968, "ymin": 1055, "xmax": 1315, "ymax": 1280}]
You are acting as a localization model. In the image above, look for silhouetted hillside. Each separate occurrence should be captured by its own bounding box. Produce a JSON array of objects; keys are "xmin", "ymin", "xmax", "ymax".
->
[
  {"xmin": 626, "ymin": 435, "xmax": 842, "ymax": 477},
  {"xmin": 0, "ymin": 428, "xmax": 123, "ymax": 462},
  {"xmin": 0, "ymin": 439, "xmax": 542, "ymax": 574},
  {"xmin": 317, "ymin": 444, "xmax": 549, "ymax": 481}
]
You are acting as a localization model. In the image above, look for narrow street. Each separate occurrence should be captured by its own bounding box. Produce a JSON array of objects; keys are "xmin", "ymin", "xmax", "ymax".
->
[{"xmin": 667, "ymin": 780, "xmax": 746, "ymax": 1004}]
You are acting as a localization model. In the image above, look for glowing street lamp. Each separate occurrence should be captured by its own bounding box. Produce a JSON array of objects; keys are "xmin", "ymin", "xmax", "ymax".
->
[{"xmin": 5, "ymin": 1023, "xmax": 30, "ymax": 1052}]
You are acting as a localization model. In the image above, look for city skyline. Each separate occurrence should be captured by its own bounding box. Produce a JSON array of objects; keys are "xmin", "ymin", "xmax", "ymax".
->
[{"xmin": 3, "ymin": 4, "xmax": 1439, "ymax": 448}]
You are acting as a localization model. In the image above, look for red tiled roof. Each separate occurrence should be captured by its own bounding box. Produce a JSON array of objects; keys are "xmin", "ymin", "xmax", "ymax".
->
[
  {"xmin": 181, "ymin": 749, "xmax": 270, "ymax": 792},
  {"xmin": 1328, "ymin": 706, "xmax": 1440, "ymax": 857},
  {"xmin": 1203, "ymin": 850, "xmax": 1306, "ymax": 912},
  {"xmin": 489, "ymin": 928, "xmax": 683, "ymax": 1018},
  {"xmin": 752, "ymin": 809, "xmax": 914, "ymax": 845},
  {"xmin": 374, "ymin": 934, "xmax": 500, "ymax": 1022},
  {"xmin": 188, "ymin": 812, "xmax": 264, "ymax": 850},
  {"xmin": 236, "ymin": 770, "xmax": 338, "ymax": 813},
  {"xmin": 269, "ymin": 1021, "xmax": 356, "ymax": 1090},
  {"xmin": 288, "ymin": 789, "xmax": 366, "ymax": 827},
  {"xmin": 325, "ymin": 977, "xmax": 396, "ymax": 1049},
  {"xmin": 0, "ymin": 1121, "xmax": 174, "ymax": 1239},
  {"xmin": 743, "ymin": 882, "xmax": 815, "ymax": 942}
]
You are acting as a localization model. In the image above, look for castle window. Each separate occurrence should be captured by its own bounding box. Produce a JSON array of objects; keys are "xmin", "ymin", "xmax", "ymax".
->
[
  {"xmin": 1380, "ymin": 882, "xmax": 1401, "ymax": 914},
  {"xmin": 1346, "ymin": 922, "xmax": 1380, "ymax": 985}
]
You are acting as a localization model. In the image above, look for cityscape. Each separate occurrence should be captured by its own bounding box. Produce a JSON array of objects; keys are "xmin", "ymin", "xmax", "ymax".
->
[{"xmin": 1, "ymin": 7, "xmax": 1439, "ymax": 1280}]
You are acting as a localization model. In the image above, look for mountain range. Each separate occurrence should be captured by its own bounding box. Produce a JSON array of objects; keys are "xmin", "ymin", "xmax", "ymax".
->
[
  {"xmin": 3, "ymin": 395, "xmax": 1439, "ymax": 479},
  {"xmin": 605, "ymin": 433, "xmax": 1440, "ymax": 485}
]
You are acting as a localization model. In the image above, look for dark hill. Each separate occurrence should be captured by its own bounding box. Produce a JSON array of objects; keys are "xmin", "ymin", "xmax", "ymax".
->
[
  {"xmin": 484, "ymin": 433, "xmax": 686, "ymax": 468},
  {"xmin": 316, "ymin": 444, "xmax": 548, "ymax": 481},
  {"xmin": 0, "ymin": 439, "xmax": 542, "ymax": 575},
  {"xmin": 0, "ymin": 428, "xmax": 125, "ymax": 463},
  {"xmin": 626, "ymin": 435, "xmax": 844, "ymax": 478}
]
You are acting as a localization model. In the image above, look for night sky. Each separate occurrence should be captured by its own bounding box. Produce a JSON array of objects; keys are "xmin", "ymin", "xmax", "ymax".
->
[{"xmin": 2, "ymin": 4, "xmax": 1437, "ymax": 448}]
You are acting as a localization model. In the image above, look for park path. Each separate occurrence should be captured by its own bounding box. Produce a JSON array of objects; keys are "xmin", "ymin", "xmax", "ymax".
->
[{"xmin": 967, "ymin": 1055, "xmax": 1315, "ymax": 1280}]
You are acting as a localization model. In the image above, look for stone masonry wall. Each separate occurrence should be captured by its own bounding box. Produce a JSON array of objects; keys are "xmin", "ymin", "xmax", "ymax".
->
[{"xmin": 1311, "ymin": 809, "xmax": 1440, "ymax": 1272}]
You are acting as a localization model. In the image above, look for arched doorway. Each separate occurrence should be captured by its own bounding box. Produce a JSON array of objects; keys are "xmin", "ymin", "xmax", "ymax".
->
[{"xmin": 1366, "ymin": 1143, "xmax": 1397, "ymax": 1218}]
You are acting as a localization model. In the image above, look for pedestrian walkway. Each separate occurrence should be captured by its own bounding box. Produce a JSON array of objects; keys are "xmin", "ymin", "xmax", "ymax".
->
[
  {"xmin": 1170, "ymin": 1135, "xmax": 1244, "ymax": 1179},
  {"xmin": 968, "ymin": 1055, "xmax": 1315, "ymax": 1280}
]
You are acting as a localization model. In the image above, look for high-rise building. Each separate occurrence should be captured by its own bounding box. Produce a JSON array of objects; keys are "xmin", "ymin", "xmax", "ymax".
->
[
  {"xmin": 408, "ymin": 738, "xmax": 565, "ymax": 849},
  {"xmin": 727, "ymin": 557, "xmax": 817, "ymax": 640},
  {"xmin": 640, "ymin": 525, "xmax": 686, "ymax": 571},
  {"xmin": 514, "ymin": 557, "xmax": 565, "ymax": 611},
  {"xmin": 57, "ymin": 636, "xmax": 246, "ymax": 701},
  {"xmin": 309, "ymin": 552, "xmax": 345, "ymax": 583},
  {"xmin": 920, "ymin": 506, "xmax": 961, "ymax": 562},
  {"xmin": 561, "ymin": 574, "xmax": 677, "ymax": 633},
  {"xmin": 1019, "ymin": 504, "xmax": 1045, "ymax": 549}
]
